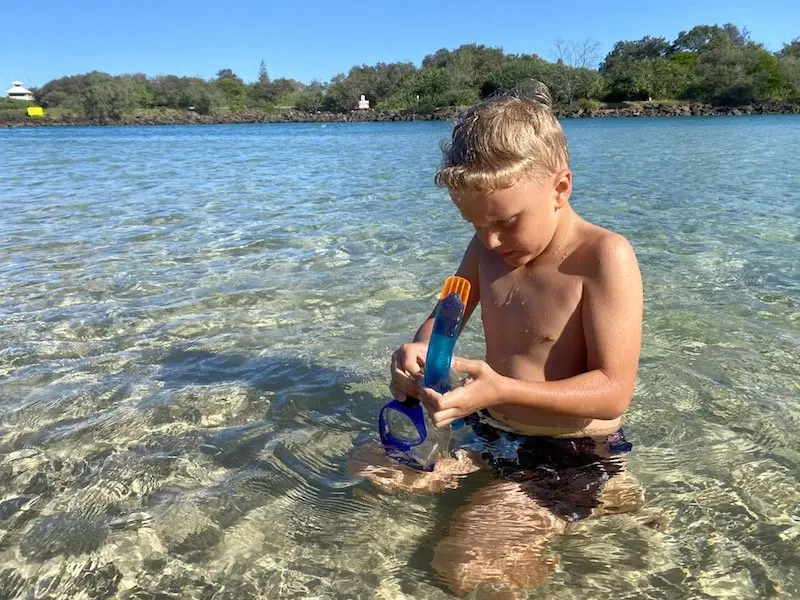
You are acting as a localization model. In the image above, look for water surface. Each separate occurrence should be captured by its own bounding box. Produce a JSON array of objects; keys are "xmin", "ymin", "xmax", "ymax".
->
[{"xmin": 0, "ymin": 117, "xmax": 798, "ymax": 598}]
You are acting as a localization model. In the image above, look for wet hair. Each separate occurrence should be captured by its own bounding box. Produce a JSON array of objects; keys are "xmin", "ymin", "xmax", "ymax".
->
[{"xmin": 434, "ymin": 81, "xmax": 570, "ymax": 192}]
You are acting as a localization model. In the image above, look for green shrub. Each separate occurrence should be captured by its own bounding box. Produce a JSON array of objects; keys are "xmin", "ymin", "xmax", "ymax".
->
[{"xmin": 579, "ymin": 98, "xmax": 601, "ymax": 111}]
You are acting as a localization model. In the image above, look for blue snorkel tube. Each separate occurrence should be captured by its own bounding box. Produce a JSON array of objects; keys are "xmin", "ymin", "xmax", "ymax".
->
[{"xmin": 378, "ymin": 281, "xmax": 468, "ymax": 471}]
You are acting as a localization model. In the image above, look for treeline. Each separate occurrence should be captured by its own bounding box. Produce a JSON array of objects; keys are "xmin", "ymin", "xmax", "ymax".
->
[{"xmin": 15, "ymin": 24, "xmax": 800, "ymax": 119}]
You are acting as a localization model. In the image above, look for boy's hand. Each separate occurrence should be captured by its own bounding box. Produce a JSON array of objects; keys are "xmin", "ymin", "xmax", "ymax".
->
[
  {"xmin": 418, "ymin": 357, "xmax": 503, "ymax": 428},
  {"xmin": 389, "ymin": 342, "xmax": 428, "ymax": 402}
]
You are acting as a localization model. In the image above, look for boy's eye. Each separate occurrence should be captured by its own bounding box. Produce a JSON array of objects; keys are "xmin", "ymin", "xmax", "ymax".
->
[{"xmin": 499, "ymin": 216, "xmax": 518, "ymax": 228}]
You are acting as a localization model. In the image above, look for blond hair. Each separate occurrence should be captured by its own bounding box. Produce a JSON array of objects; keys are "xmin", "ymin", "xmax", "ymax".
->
[{"xmin": 434, "ymin": 82, "xmax": 570, "ymax": 192}]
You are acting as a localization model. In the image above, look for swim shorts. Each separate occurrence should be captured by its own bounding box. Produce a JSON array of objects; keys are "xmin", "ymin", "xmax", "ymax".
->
[{"xmin": 462, "ymin": 410, "xmax": 633, "ymax": 521}]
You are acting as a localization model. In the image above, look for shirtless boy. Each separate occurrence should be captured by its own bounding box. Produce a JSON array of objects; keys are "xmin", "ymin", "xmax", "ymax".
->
[{"xmin": 352, "ymin": 83, "xmax": 644, "ymax": 596}]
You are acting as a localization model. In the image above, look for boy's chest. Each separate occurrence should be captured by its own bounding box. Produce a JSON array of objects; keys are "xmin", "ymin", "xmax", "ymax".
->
[{"xmin": 478, "ymin": 257, "xmax": 584, "ymax": 344}]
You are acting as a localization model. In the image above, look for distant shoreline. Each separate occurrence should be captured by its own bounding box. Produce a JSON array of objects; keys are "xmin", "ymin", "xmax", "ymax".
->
[{"xmin": 2, "ymin": 100, "xmax": 799, "ymax": 128}]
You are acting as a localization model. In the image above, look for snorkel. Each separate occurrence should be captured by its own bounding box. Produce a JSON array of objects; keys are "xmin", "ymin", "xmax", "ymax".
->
[{"xmin": 378, "ymin": 276, "xmax": 471, "ymax": 471}]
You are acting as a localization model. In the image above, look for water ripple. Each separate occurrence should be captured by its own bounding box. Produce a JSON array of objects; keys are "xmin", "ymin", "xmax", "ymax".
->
[{"xmin": 0, "ymin": 118, "xmax": 798, "ymax": 598}]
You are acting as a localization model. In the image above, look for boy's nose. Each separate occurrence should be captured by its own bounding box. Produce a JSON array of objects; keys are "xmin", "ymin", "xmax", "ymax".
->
[{"xmin": 485, "ymin": 230, "xmax": 502, "ymax": 250}]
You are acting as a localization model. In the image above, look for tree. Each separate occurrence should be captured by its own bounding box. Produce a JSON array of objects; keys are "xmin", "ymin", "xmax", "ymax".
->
[
  {"xmin": 422, "ymin": 44, "xmax": 505, "ymax": 93},
  {"xmin": 600, "ymin": 37, "xmax": 678, "ymax": 100},
  {"xmin": 601, "ymin": 36, "xmax": 672, "ymax": 71},
  {"xmin": 779, "ymin": 56, "xmax": 800, "ymax": 99},
  {"xmin": 81, "ymin": 78, "xmax": 140, "ymax": 119},
  {"xmin": 215, "ymin": 69, "xmax": 243, "ymax": 84},
  {"xmin": 550, "ymin": 38, "xmax": 604, "ymax": 103},
  {"xmin": 258, "ymin": 60, "xmax": 270, "ymax": 84},
  {"xmin": 37, "ymin": 71, "xmax": 113, "ymax": 109},
  {"xmin": 773, "ymin": 39, "xmax": 800, "ymax": 99},
  {"xmin": 268, "ymin": 78, "xmax": 305, "ymax": 106},
  {"xmin": 25, "ymin": 25, "xmax": 798, "ymax": 120},
  {"xmin": 371, "ymin": 62, "xmax": 418, "ymax": 101},
  {"xmin": 777, "ymin": 38, "xmax": 800, "ymax": 59},
  {"xmin": 694, "ymin": 42, "xmax": 753, "ymax": 104},
  {"xmin": 672, "ymin": 24, "xmax": 749, "ymax": 53},
  {"xmin": 214, "ymin": 68, "xmax": 246, "ymax": 108},
  {"xmin": 690, "ymin": 40, "xmax": 787, "ymax": 105},
  {"xmin": 294, "ymin": 80, "xmax": 327, "ymax": 111},
  {"xmin": 553, "ymin": 38, "xmax": 602, "ymax": 69},
  {"xmin": 600, "ymin": 37, "xmax": 677, "ymax": 100},
  {"xmin": 250, "ymin": 60, "xmax": 274, "ymax": 107},
  {"xmin": 745, "ymin": 45, "xmax": 784, "ymax": 99},
  {"xmin": 321, "ymin": 62, "xmax": 418, "ymax": 111},
  {"xmin": 481, "ymin": 54, "xmax": 549, "ymax": 97},
  {"xmin": 115, "ymin": 73, "xmax": 155, "ymax": 108}
]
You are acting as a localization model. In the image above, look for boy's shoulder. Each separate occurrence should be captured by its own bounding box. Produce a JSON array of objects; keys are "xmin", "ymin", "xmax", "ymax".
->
[
  {"xmin": 579, "ymin": 220, "xmax": 635, "ymax": 253},
  {"xmin": 572, "ymin": 220, "xmax": 639, "ymax": 280}
]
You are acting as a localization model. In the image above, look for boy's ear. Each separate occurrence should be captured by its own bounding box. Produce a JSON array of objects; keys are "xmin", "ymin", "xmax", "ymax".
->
[{"xmin": 553, "ymin": 169, "xmax": 572, "ymax": 208}]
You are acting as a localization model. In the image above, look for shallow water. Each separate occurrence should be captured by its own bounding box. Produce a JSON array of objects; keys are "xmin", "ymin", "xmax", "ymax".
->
[{"xmin": 0, "ymin": 117, "xmax": 798, "ymax": 599}]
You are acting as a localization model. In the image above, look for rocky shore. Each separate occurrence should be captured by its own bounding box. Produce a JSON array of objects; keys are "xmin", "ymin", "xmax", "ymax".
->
[
  {"xmin": 2, "ymin": 100, "xmax": 799, "ymax": 127},
  {"xmin": 558, "ymin": 100, "xmax": 800, "ymax": 118}
]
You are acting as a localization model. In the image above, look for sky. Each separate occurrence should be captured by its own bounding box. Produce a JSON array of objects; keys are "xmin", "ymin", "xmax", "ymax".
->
[{"xmin": 2, "ymin": 0, "xmax": 798, "ymax": 89}]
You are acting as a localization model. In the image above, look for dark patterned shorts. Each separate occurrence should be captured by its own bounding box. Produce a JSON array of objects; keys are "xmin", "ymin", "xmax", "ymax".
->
[{"xmin": 462, "ymin": 411, "xmax": 633, "ymax": 521}]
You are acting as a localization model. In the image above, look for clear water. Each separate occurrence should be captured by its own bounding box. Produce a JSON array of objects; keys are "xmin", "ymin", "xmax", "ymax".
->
[{"xmin": 0, "ymin": 117, "xmax": 798, "ymax": 599}]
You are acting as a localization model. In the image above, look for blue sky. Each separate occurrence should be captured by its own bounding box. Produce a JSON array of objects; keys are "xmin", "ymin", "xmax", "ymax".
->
[{"xmin": 3, "ymin": 0, "xmax": 798, "ymax": 89}]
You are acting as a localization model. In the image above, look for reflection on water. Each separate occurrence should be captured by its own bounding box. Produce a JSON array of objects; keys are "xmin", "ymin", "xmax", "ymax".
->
[{"xmin": 1, "ymin": 118, "xmax": 799, "ymax": 598}]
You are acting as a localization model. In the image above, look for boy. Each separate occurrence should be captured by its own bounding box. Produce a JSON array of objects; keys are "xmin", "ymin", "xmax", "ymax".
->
[{"xmin": 352, "ymin": 83, "xmax": 644, "ymax": 596}]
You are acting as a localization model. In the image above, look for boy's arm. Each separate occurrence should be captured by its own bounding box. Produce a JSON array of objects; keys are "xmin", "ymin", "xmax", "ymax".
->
[
  {"xmin": 413, "ymin": 233, "xmax": 482, "ymax": 343},
  {"xmin": 424, "ymin": 235, "xmax": 642, "ymax": 426},
  {"xmin": 500, "ymin": 235, "xmax": 642, "ymax": 419},
  {"xmin": 391, "ymin": 235, "xmax": 482, "ymax": 400}
]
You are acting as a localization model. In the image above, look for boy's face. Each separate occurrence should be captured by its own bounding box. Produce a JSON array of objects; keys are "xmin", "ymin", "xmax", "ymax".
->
[{"xmin": 450, "ymin": 170, "xmax": 572, "ymax": 267}]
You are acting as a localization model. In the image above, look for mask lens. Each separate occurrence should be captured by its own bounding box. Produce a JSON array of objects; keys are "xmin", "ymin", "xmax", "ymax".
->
[{"xmin": 384, "ymin": 405, "xmax": 424, "ymax": 445}]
